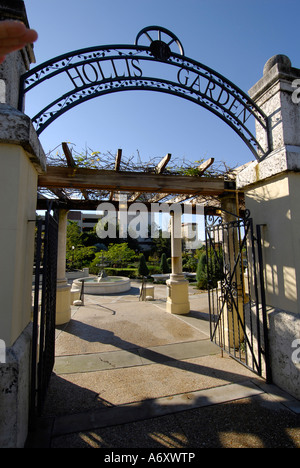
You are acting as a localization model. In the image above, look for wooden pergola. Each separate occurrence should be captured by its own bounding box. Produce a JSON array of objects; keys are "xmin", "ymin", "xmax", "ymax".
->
[
  {"xmin": 37, "ymin": 143, "xmax": 240, "ymax": 214},
  {"xmin": 37, "ymin": 143, "xmax": 243, "ymax": 319}
]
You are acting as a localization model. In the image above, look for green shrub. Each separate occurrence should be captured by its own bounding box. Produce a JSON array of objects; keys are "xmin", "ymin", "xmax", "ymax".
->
[
  {"xmin": 147, "ymin": 265, "xmax": 161, "ymax": 275},
  {"xmin": 66, "ymin": 245, "xmax": 96, "ymax": 271},
  {"xmin": 182, "ymin": 253, "xmax": 198, "ymax": 272},
  {"xmin": 104, "ymin": 268, "xmax": 138, "ymax": 278},
  {"xmin": 160, "ymin": 253, "xmax": 170, "ymax": 273},
  {"xmin": 196, "ymin": 249, "xmax": 224, "ymax": 290},
  {"xmin": 196, "ymin": 252, "xmax": 208, "ymax": 290},
  {"xmin": 138, "ymin": 254, "xmax": 149, "ymax": 277}
]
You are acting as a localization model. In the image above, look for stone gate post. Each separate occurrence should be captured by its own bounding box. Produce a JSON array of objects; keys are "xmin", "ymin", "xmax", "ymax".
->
[
  {"xmin": 166, "ymin": 211, "xmax": 190, "ymax": 315},
  {"xmin": 56, "ymin": 209, "xmax": 71, "ymax": 325},
  {"xmin": 236, "ymin": 55, "xmax": 300, "ymax": 399},
  {"xmin": 0, "ymin": 0, "xmax": 43, "ymax": 447}
]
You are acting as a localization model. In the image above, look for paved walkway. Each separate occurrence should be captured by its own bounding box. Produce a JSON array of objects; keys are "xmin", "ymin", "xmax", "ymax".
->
[{"xmin": 27, "ymin": 281, "xmax": 300, "ymax": 449}]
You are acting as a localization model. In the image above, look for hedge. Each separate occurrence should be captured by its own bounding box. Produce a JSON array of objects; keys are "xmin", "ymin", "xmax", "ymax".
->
[{"xmin": 104, "ymin": 268, "xmax": 138, "ymax": 278}]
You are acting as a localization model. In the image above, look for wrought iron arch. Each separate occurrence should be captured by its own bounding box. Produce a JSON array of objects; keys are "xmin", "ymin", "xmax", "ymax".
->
[{"xmin": 19, "ymin": 26, "xmax": 270, "ymax": 161}]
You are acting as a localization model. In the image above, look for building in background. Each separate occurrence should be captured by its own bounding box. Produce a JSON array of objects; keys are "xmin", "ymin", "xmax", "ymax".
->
[
  {"xmin": 181, "ymin": 222, "xmax": 204, "ymax": 250},
  {"xmin": 68, "ymin": 212, "xmax": 204, "ymax": 251}
]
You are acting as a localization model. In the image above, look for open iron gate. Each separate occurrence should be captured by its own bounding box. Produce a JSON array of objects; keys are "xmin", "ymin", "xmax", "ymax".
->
[
  {"xmin": 205, "ymin": 211, "xmax": 272, "ymax": 383},
  {"xmin": 30, "ymin": 209, "xmax": 58, "ymax": 422}
]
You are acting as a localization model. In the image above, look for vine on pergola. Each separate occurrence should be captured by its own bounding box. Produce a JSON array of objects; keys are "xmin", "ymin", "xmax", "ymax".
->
[
  {"xmin": 38, "ymin": 143, "xmax": 240, "ymax": 207},
  {"xmin": 46, "ymin": 143, "xmax": 235, "ymax": 177}
]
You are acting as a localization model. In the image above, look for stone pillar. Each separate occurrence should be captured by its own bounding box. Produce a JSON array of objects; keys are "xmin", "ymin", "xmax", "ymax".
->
[
  {"xmin": 0, "ymin": 109, "xmax": 46, "ymax": 448},
  {"xmin": 56, "ymin": 209, "xmax": 71, "ymax": 325},
  {"xmin": 166, "ymin": 212, "xmax": 190, "ymax": 315},
  {"xmin": 0, "ymin": 1, "xmax": 42, "ymax": 447},
  {"xmin": 236, "ymin": 55, "xmax": 300, "ymax": 399}
]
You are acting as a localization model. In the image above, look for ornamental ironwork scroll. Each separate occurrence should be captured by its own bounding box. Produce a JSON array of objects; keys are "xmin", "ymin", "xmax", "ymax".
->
[
  {"xmin": 204, "ymin": 210, "xmax": 271, "ymax": 381},
  {"xmin": 19, "ymin": 26, "xmax": 271, "ymax": 161}
]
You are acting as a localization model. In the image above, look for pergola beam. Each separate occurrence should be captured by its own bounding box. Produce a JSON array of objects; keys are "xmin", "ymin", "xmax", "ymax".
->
[
  {"xmin": 49, "ymin": 188, "xmax": 69, "ymax": 200},
  {"xmin": 62, "ymin": 142, "xmax": 90, "ymax": 200},
  {"xmin": 129, "ymin": 192, "xmax": 143, "ymax": 202},
  {"xmin": 38, "ymin": 166, "xmax": 225, "ymax": 196},
  {"xmin": 148, "ymin": 193, "xmax": 170, "ymax": 203},
  {"xmin": 36, "ymin": 197, "xmax": 204, "ymax": 213},
  {"xmin": 167, "ymin": 194, "xmax": 194, "ymax": 203},
  {"xmin": 129, "ymin": 153, "xmax": 172, "ymax": 202},
  {"xmin": 109, "ymin": 148, "xmax": 122, "ymax": 200},
  {"xmin": 114, "ymin": 148, "xmax": 122, "ymax": 171},
  {"xmin": 197, "ymin": 157, "xmax": 214, "ymax": 174},
  {"xmin": 62, "ymin": 142, "xmax": 76, "ymax": 167},
  {"xmin": 155, "ymin": 152, "xmax": 171, "ymax": 174}
]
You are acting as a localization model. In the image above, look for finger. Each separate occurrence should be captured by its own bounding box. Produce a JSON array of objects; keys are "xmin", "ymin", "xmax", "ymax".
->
[
  {"xmin": 0, "ymin": 21, "xmax": 38, "ymax": 44},
  {"xmin": 0, "ymin": 21, "xmax": 38, "ymax": 55},
  {"xmin": 0, "ymin": 21, "xmax": 28, "ymax": 38}
]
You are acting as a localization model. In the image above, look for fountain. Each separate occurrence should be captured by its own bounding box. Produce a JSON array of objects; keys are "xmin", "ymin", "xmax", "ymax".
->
[
  {"xmin": 73, "ymin": 257, "xmax": 131, "ymax": 295},
  {"xmin": 97, "ymin": 269, "xmax": 108, "ymax": 282},
  {"xmin": 74, "ymin": 275, "xmax": 131, "ymax": 295}
]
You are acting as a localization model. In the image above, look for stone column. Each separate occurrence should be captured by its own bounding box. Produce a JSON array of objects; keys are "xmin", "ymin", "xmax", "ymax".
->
[
  {"xmin": 0, "ymin": 110, "xmax": 45, "ymax": 447},
  {"xmin": 236, "ymin": 55, "xmax": 300, "ymax": 399},
  {"xmin": 0, "ymin": 0, "xmax": 41, "ymax": 447},
  {"xmin": 166, "ymin": 212, "xmax": 190, "ymax": 315},
  {"xmin": 56, "ymin": 209, "xmax": 71, "ymax": 325}
]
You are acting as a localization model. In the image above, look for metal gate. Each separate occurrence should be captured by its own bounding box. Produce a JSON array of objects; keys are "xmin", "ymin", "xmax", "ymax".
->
[
  {"xmin": 30, "ymin": 209, "xmax": 58, "ymax": 421},
  {"xmin": 205, "ymin": 211, "xmax": 272, "ymax": 382}
]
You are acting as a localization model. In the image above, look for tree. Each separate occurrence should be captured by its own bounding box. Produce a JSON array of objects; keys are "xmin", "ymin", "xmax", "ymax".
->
[
  {"xmin": 182, "ymin": 252, "xmax": 198, "ymax": 272},
  {"xmin": 210, "ymin": 249, "xmax": 223, "ymax": 287},
  {"xmin": 102, "ymin": 243, "xmax": 136, "ymax": 267},
  {"xmin": 196, "ymin": 249, "xmax": 224, "ymax": 290},
  {"xmin": 160, "ymin": 253, "xmax": 169, "ymax": 273},
  {"xmin": 138, "ymin": 254, "xmax": 149, "ymax": 277},
  {"xmin": 152, "ymin": 229, "xmax": 171, "ymax": 258},
  {"xmin": 80, "ymin": 224, "xmax": 101, "ymax": 247},
  {"xmin": 66, "ymin": 245, "xmax": 96, "ymax": 271},
  {"xmin": 196, "ymin": 252, "xmax": 208, "ymax": 289},
  {"xmin": 66, "ymin": 221, "xmax": 82, "ymax": 250},
  {"xmin": 66, "ymin": 221, "xmax": 97, "ymax": 271}
]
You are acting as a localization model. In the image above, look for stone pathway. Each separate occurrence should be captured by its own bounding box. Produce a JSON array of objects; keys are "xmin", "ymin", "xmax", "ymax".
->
[{"xmin": 26, "ymin": 281, "xmax": 300, "ymax": 448}]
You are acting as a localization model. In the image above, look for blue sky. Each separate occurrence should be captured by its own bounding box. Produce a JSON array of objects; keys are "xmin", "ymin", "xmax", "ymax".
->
[{"xmin": 24, "ymin": 0, "xmax": 300, "ymax": 170}]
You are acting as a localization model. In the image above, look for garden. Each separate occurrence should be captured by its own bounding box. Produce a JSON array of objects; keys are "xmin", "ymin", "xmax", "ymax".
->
[{"xmin": 66, "ymin": 219, "xmax": 222, "ymax": 289}]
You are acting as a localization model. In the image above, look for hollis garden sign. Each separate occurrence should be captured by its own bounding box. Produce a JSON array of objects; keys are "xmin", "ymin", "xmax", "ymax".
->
[{"xmin": 19, "ymin": 26, "xmax": 271, "ymax": 161}]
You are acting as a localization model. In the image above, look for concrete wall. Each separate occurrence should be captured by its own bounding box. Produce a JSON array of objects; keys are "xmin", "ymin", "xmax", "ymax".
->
[
  {"xmin": 0, "ymin": 144, "xmax": 37, "ymax": 345},
  {"xmin": 244, "ymin": 173, "xmax": 299, "ymax": 314},
  {"xmin": 0, "ymin": 2, "xmax": 43, "ymax": 445},
  {"xmin": 0, "ymin": 110, "xmax": 46, "ymax": 447},
  {"xmin": 0, "ymin": 323, "xmax": 32, "ymax": 448},
  {"xmin": 0, "ymin": 19, "xmax": 44, "ymax": 443},
  {"xmin": 237, "ymin": 55, "xmax": 300, "ymax": 399}
]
